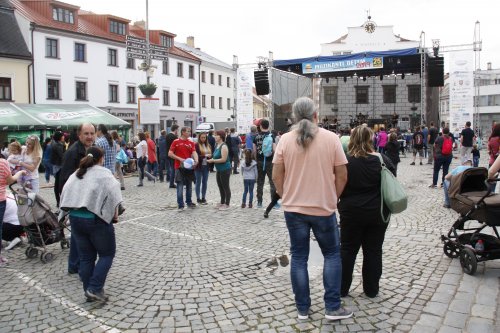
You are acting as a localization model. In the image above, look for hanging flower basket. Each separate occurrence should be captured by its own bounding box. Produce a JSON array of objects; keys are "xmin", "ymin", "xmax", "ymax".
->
[{"xmin": 138, "ymin": 83, "xmax": 157, "ymax": 97}]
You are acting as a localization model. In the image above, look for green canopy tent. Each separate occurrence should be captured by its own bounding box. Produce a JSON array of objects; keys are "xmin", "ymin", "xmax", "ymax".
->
[{"xmin": 0, "ymin": 103, "xmax": 45, "ymax": 130}]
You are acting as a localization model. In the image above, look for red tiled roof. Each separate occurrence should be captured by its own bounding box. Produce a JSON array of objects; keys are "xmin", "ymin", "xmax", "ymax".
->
[{"xmin": 11, "ymin": 0, "xmax": 200, "ymax": 61}]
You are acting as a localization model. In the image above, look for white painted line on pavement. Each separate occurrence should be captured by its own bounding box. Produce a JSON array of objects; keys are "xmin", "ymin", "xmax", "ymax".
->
[
  {"xmin": 128, "ymin": 220, "xmax": 276, "ymax": 258},
  {"xmin": 8, "ymin": 269, "xmax": 122, "ymax": 333},
  {"xmin": 118, "ymin": 213, "xmax": 163, "ymax": 224}
]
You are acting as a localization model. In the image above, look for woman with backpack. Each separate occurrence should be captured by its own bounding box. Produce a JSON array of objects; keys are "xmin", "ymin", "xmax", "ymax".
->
[{"xmin": 430, "ymin": 127, "xmax": 454, "ymax": 188}]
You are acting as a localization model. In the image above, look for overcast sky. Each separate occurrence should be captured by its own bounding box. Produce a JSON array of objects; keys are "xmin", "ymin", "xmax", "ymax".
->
[{"xmin": 70, "ymin": 0, "xmax": 499, "ymax": 70}]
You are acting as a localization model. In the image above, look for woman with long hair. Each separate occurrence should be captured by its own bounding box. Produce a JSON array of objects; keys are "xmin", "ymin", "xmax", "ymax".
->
[
  {"xmin": 60, "ymin": 146, "xmax": 122, "ymax": 302},
  {"xmin": 9, "ymin": 135, "xmax": 42, "ymax": 193},
  {"xmin": 111, "ymin": 131, "xmax": 125, "ymax": 190},
  {"xmin": 207, "ymin": 130, "xmax": 231, "ymax": 210},
  {"xmin": 384, "ymin": 132, "xmax": 401, "ymax": 176},
  {"xmin": 195, "ymin": 132, "xmax": 212, "ymax": 204},
  {"xmin": 339, "ymin": 125, "xmax": 395, "ymax": 299},
  {"xmin": 240, "ymin": 149, "xmax": 257, "ymax": 208}
]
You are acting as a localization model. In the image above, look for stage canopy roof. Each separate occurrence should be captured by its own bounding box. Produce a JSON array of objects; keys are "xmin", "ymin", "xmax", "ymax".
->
[
  {"xmin": 0, "ymin": 103, "xmax": 131, "ymax": 130},
  {"xmin": 273, "ymin": 47, "xmax": 422, "ymax": 78}
]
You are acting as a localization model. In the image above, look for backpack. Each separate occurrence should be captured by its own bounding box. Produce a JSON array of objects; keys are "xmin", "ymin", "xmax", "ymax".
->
[
  {"xmin": 414, "ymin": 133, "xmax": 423, "ymax": 147},
  {"xmin": 441, "ymin": 137, "xmax": 453, "ymax": 155},
  {"xmin": 262, "ymin": 133, "xmax": 273, "ymax": 158}
]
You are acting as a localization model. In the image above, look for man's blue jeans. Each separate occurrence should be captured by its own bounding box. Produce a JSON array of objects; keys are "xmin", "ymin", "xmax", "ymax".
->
[
  {"xmin": 158, "ymin": 156, "xmax": 168, "ymax": 182},
  {"xmin": 195, "ymin": 165, "xmax": 209, "ymax": 200},
  {"xmin": 443, "ymin": 179, "xmax": 451, "ymax": 206},
  {"xmin": 284, "ymin": 211, "xmax": 342, "ymax": 312},
  {"xmin": 70, "ymin": 215, "xmax": 116, "ymax": 293},
  {"xmin": 167, "ymin": 159, "xmax": 176, "ymax": 187},
  {"xmin": 175, "ymin": 169, "xmax": 193, "ymax": 208}
]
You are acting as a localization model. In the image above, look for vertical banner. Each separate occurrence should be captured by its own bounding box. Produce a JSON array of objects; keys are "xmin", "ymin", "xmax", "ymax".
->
[
  {"xmin": 236, "ymin": 68, "xmax": 254, "ymax": 134},
  {"xmin": 138, "ymin": 98, "xmax": 160, "ymax": 124},
  {"xmin": 448, "ymin": 51, "xmax": 474, "ymax": 131}
]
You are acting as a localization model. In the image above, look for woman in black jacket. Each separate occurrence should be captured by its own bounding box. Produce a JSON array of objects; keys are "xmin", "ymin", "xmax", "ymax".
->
[{"xmin": 384, "ymin": 132, "xmax": 401, "ymax": 176}]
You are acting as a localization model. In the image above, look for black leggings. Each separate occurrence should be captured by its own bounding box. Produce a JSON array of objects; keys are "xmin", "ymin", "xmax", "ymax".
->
[{"xmin": 216, "ymin": 169, "xmax": 231, "ymax": 205}]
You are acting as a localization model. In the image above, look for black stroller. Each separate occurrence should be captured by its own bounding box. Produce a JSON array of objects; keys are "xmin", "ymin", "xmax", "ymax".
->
[
  {"xmin": 10, "ymin": 184, "xmax": 69, "ymax": 263},
  {"xmin": 441, "ymin": 167, "xmax": 500, "ymax": 275}
]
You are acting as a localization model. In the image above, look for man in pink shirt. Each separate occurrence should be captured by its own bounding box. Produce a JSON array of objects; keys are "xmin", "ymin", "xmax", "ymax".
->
[{"xmin": 272, "ymin": 97, "xmax": 352, "ymax": 321}]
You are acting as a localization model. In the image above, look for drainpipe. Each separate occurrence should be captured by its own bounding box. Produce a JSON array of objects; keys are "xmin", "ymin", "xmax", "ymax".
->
[{"xmin": 30, "ymin": 23, "xmax": 36, "ymax": 104}]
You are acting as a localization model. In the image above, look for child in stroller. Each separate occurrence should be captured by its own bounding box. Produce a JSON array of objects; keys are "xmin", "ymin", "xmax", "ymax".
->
[{"xmin": 441, "ymin": 167, "xmax": 500, "ymax": 275}]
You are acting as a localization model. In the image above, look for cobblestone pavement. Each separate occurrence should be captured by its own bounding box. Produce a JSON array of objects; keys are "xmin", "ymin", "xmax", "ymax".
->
[{"xmin": 1, "ymin": 153, "xmax": 499, "ymax": 333}]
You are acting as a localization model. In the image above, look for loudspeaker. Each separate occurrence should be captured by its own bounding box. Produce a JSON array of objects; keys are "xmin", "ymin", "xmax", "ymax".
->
[
  {"xmin": 427, "ymin": 56, "xmax": 444, "ymax": 87},
  {"xmin": 254, "ymin": 70, "xmax": 269, "ymax": 95}
]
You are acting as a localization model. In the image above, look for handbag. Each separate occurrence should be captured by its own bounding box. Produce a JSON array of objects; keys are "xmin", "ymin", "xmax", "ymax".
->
[
  {"xmin": 116, "ymin": 149, "xmax": 128, "ymax": 164},
  {"xmin": 376, "ymin": 154, "xmax": 408, "ymax": 223}
]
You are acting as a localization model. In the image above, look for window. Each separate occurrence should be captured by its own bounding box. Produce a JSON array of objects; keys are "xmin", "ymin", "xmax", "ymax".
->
[
  {"xmin": 227, "ymin": 98, "xmax": 231, "ymax": 110},
  {"xmin": 108, "ymin": 49, "xmax": 117, "ymax": 66},
  {"xmin": 210, "ymin": 73, "xmax": 214, "ymax": 84},
  {"xmin": 74, "ymin": 43, "xmax": 85, "ymax": 62},
  {"xmin": 162, "ymin": 60, "xmax": 169, "ymax": 75},
  {"xmin": 159, "ymin": 35, "xmax": 172, "ymax": 48},
  {"xmin": 355, "ymin": 86, "xmax": 369, "ymax": 104},
  {"xmin": 201, "ymin": 95, "xmax": 206, "ymax": 108},
  {"xmin": 127, "ymin": 57, "xmax": 135, "ymax": 69},
  {"xmin": 52, "ymin": 7, "xmax": 74, "ymax": 24},
  {"xmin": 0, "ymin": 78, "xmax": 12, "ymax": 100},
  {"xmin": 177, "ymin": 92, "xmax": 184, "ymax": 107},
  {"xmin": 189, "ymin": 65, "xmax": 195, "ymax": 79},
  {"xmin": 109, "ymin": 20, "xmax": 126, "ymax": 35},
  {"xmin": 75, "ymin": 81, "xmax": 87, "ymax": 100},
  {"xmin": 177, "ymin": 62, "xmax": 183, "ymax": 77},
  {"xmin": 219, "ymin": 97, "xmax": 223, "ymax": 109},
  {"xmin": 211, "ymin": 96, "xmax": 215, "ymax": 108},
  {"xmin": 46, "ymin": 38, "xmax": 58, "ymax": 58},
  {"xmin": 189, "ymin": 93, "xmax": 195, "ymax": 108},
  {"xmin": 227, "ymin": 77, "xmax": 230, "ymax": 88},
  {"xmin": 323, "ymin": 86, "xmax": 338, "ymax": 104},
  {"xmin": 218, "ymin": 75, "xmax": 222, "ymax": 86},
  {"xmin": 109, "ymin": 84, "xmax": 118, "ymax": 102},
  {"xmin": 127, "ymin": 86, "xmax": 136, "ymax": 103},
  {"xmin": 408, "ymin": 85, "xmax": 421, "ymax": 103},
  {"xmin": 47, "ymin": 79, "xmax": 60, "ymax": 99},
  {"xmin": 201, "ymin": 71, "xmax": 206, "ymax": 83},
  {"xmin": 383, "ymin": 85, "xmax": 396, "ymax": 103},
  {"xmin": 163, "ymin": 90, "xmax": 170, "ymax": 106}
]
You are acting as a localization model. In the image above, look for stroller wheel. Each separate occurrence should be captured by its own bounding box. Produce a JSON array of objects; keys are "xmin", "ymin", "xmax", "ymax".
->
[
  {"xmin": 460, "ymin": 248, "xmax": 478, "ymax": 275},
  {"xmin": 443, "ymin": 242, "xmax": 460, "ymax": 258},
  {"xmin": 60, "ymin": 238, "xmax": 70, "ymax": 249},
  {"xmin": 40, "ymin": 252, "xmax": 54, "ymax": 263},
  {"xmin": 26, "ymin": 247, "xmax": 38, "ymax": 259}
]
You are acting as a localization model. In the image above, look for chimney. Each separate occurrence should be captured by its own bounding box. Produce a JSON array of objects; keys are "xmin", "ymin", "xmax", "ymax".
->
[
  {"xmin": 487, "ymin": 62, "xmax": 492, "ymax": 70},
  {"xmin": 134, "ymin": 20, "xmax": 146, "ymax": 29},
  {"xmin": 187, "ymin": 36, "xmax": 195, "ymax": 48}
]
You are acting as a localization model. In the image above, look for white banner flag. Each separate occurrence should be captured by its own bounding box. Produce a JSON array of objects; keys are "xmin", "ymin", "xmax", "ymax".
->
[
  {"xmin": 236, "ymin": 68, "xmax": 254, "ymax": 134},
  {"xmin": 448, "ymin": 51, "xmax": 474, "ymax": 131}
]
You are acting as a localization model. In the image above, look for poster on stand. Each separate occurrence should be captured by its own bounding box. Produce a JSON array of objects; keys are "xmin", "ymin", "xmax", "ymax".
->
[
  {"xmin": 139, "ymin": 98, "xmax": 160, "ymax": 124},
  {"xmin": 236, "ymin": 68, "xmax": 254, "ymax": 134},
  {"xmin": 448, "ymin": 51, "xmax": 474, "ymax": 132}
]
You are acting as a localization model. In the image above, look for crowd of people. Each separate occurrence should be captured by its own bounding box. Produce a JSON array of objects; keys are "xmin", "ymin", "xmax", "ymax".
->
[{"xmin": 1, "ymin": 106, "xmax": 499, "ymax": 323}]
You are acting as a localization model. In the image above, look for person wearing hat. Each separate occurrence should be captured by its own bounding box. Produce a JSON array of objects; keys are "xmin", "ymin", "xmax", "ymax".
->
[
  {"xmin": 442, "ymin": 158, "xmax": 473, "ymax": 208},
  {"xmin": 168, "ymin": 127, "xmax": 198, "ymax": 211}
]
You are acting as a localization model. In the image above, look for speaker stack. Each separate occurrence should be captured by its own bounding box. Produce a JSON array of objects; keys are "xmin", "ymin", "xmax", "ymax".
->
[
  {"xmin": 254, "ymin": 70, "xmax": 270, "ymax": 95},
  {"xmin": 427, "ymin": 56, "xmax": 444, "ymax": 87}
]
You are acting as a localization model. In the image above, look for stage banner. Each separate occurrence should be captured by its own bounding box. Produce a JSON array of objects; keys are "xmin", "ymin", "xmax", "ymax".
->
[
  {"xmin": 302, "ymin": 57, "xmax": 383, "ymax": 74},
  {"xmin": 138, "ymin": 98, "xmax": 160, "ymax": 124},
  {"xmin": 448, "ymin": 51, "xmax": 474, "ymax": 131},
  {"xmin": 236, "ymin": 68, "xmax": 254, "ymax": 134}
]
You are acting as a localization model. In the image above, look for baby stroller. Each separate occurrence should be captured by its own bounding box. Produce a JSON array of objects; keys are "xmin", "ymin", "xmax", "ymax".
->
[
  {"xmin": 9, "ymin": 184, "xmax": 69, "ymax": 263},
  {"xmin": 440, "ymin": 167, "xmax": 500, "ymax": 275}
]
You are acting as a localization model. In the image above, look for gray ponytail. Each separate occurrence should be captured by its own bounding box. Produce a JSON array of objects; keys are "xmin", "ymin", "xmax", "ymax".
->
[{"xmin": 292, "ymin": 97, "xmax": 318, "ymax": 148}]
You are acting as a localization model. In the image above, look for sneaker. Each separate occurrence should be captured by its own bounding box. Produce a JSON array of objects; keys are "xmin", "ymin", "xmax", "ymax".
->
[
  {"xmin": 187, "ymin": 203, "xmax": 196, "ymax": 208},
  {"xmin": 169, "ymin": 185, "xmax": 177, "ymax": 189},
  {"xmin": 410, "ymin": 162, "xmax": 415, "ymax": 165},
  {"xmin": 273, "ymin": 203, "xmax": 281, "ymax": 210},
  {"xmin": 85, "ymin": 289, "xmax": 109, "ymax": 302},
  {"xmin": 297, "ymin": 309, "xmax": 309, "ymax": 320},
  {"xmin": 120, "ymin": 186, "xmax": 125, "ymax": 190},
  {"xmin": 325, "ymin": 307, "xmax": 353, "ymax": 321},
  {"xmin": 178, "ymin": 206, "xmax": 185, "ymax": 212},
  {"xmin": 5, "ymin": 237, "xmax": 21, "ymax": 251},
  {"xmin": 197, "ymin": 199, "xmax": 202, "ymax": 204},
  {"xmin": 428, "ymin": 184, "xmax": 437, "ymax": 188},
  {"xmin": 200, "ymin": 199, "xmax": 208, "ymax": 205},
  {"xmin": 241, "ymin": 203, "xmax": 246, "ymax": 208},
  {"xmin": 257, "ymin": 202, "xmax": 263, "ymax": 208},
  {"xmin": 219, "ymin": 204, "xmax": 230, "ymax": 211},
  {"xmin": 0, "ymin": 256, "xmax": 9, "ymax": 267}
]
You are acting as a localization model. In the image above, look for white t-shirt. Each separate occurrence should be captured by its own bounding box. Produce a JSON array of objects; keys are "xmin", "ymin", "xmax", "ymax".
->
[
  {"xmin": 4, "ymin": 195, "xmax": 20, "ymax": 226},
  {"xmin": 136, "ymin": 140, "xmax": 148, "ymax": 159}
]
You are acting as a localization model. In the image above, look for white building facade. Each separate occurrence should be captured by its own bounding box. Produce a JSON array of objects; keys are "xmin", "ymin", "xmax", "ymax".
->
[{"xmin": 176, "ymin": 37, "xmax": 236, "ymax": 125}]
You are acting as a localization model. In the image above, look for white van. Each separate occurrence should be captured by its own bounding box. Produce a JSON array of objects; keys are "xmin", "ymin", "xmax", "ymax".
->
[{"xmin": 195, "ymin": 123, "xmax": 215, "ymax": 133}]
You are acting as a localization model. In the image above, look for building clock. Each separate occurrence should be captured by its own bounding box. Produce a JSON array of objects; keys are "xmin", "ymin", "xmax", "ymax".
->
[{"xmin": 364, "ymin": 21, "xmax": 376, "ymax": 33}]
